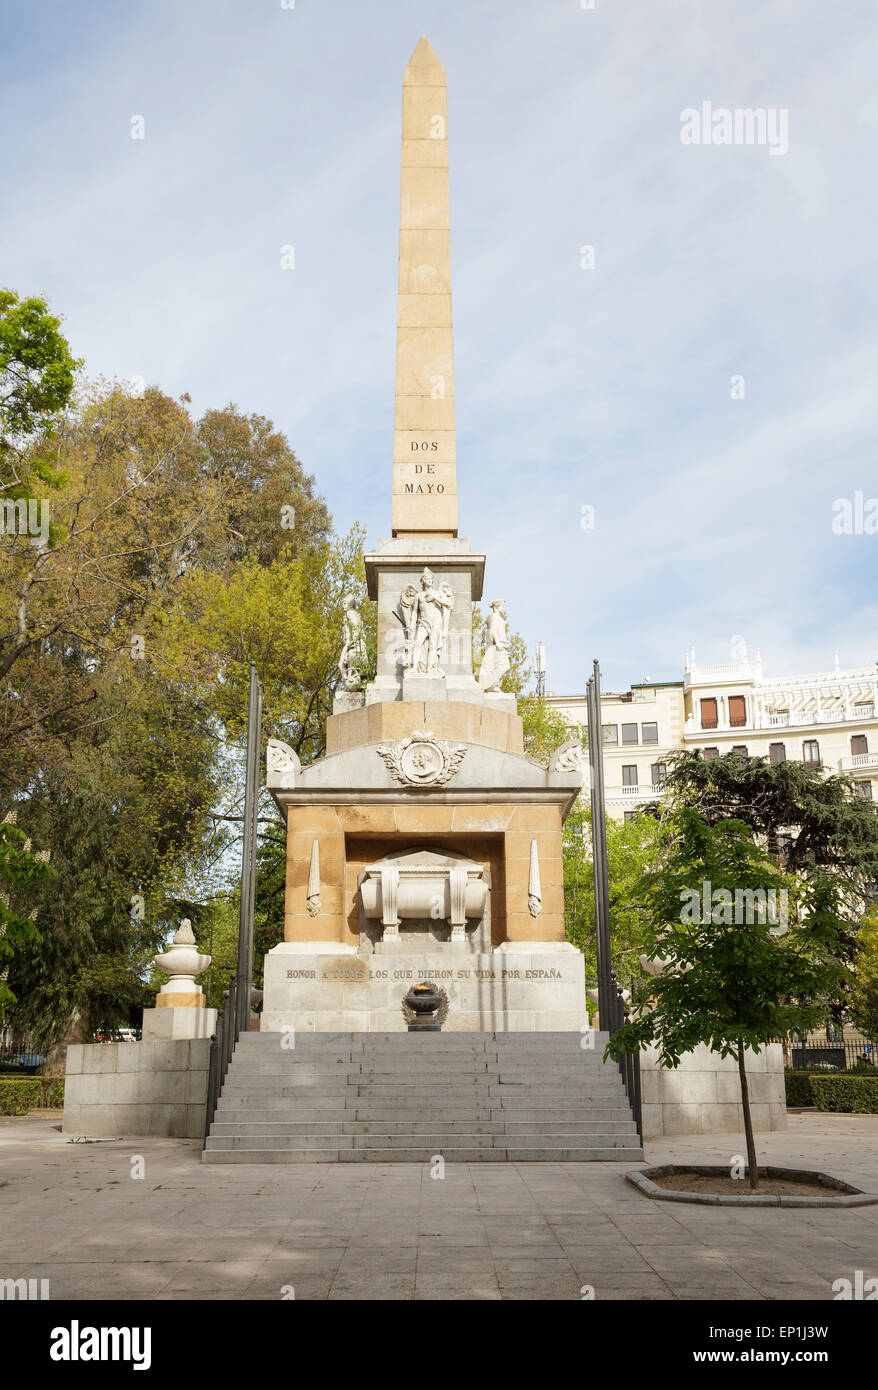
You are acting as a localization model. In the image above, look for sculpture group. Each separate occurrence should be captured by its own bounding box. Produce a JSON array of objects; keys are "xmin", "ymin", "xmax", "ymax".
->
[
  {"xmin": 338, "ymin": 575, "xmax": 511, "ymax": 694},
  {"xmin": 394, "ymin": 568, "xmax": 454, "ymax": 675}
]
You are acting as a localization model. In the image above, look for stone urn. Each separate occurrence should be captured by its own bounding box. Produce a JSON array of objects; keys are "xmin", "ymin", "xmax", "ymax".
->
[
  {"xmin": 402, "ymin": 981, "xmax": 448, "ymax": 1032},
  {"xmin": 153, "ymin": 919, "xmax": 211, "ymax": 1007}
]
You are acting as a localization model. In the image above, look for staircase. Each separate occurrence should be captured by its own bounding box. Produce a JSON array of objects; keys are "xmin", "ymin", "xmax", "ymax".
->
[{"xmin": 202, "ymin": 1031, "xmax": 643, "ymax": 1163}]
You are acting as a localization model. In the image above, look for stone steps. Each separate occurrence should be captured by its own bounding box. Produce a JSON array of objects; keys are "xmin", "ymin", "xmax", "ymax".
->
[
  {"xmin": 212, "ymin": 1106, "xmax": 634, "ymax": 1122},
  {"xmin": 205, "ymin": 1129, "xmax": 639, "ymax": 1149},
  {"xmin": 202, "ymin": 1030, "xmax": 642, "ymax": 1164},
  {"xmin": 203, "ymin": 1147, "xmax": 642, "ymax": 1164},
  {"xmin": 209, "ymin": 1117, "xmax": 637, "ymax": 1134}
]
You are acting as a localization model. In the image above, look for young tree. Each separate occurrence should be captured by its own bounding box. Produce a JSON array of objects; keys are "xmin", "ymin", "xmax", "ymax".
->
[{"xmin": 607, "ymin": 808, "xmax": 846, "ymax": 1189}]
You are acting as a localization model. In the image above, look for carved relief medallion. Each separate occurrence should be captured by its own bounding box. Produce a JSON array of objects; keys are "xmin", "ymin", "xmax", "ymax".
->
[{"xmin": 377, "ymin": 730, "xmax": 467, "ymax": 787}]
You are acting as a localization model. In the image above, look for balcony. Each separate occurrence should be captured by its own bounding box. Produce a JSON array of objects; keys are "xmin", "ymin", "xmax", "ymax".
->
[
  {"xmin": 686, "ymin": 703, "xmax": 878, "ymax": 737},
  {"xmin": 842, "ymin": 753, "xmax": 878, "ymax": 771},
  {"xmin": 614, "ymin": 783, "xmax": 666, "ymax": 800}
]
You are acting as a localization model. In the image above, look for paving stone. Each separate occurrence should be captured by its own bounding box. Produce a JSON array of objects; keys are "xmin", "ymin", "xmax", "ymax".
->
[{"xmin": 2, "ymin": 1112, "xmax": 877, "ymax": 1302}]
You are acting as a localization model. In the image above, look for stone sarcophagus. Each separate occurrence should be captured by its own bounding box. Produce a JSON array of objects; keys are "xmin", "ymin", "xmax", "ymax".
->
[{"xmin": 358, "ymin": 848, "xmax": 490, "ymax": 949}]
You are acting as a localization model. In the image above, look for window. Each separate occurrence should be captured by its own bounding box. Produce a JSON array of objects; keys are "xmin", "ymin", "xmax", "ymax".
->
[
  {"xmin": 700, "ymin": 697, "xmax": 718, "ymax": 730},
  {"xmin": 852, "ymin": 734, "xmax": 868, "ymax": 756},
  {"xmin": 624, "ymin": 811, "xmax": 638, "ymax": 824},
  {"xmin": 651, "ymin": 762, "xmax": 666, "ymax": 788},
  {"xmin": 621, "ymin": 722, "xmax": 639, "ymax": 745},
  {"xmin": 602, "ymin": 724, "xmax": 618, "ymax": 745},
  {"xmin": 642, "ymin": 722, "xmax": 659, "ymax": 745},
  {"xmin": 769, "ymin": 742, "xmax": 786, "ymax": 765},
  {"xmin": 728, "ymin": 695, "xmax": 747, "ymax": 728},
  {"xmin": 855, "ymin": 781, "xmax": 873, "ymax": 800},
  {"xmin": 731, "ymin": 744, "xmax": 749, "ymax": 756},
  {"xmin": 703, "ymin": 747, "xmax": 719, "ymax": 760},
  {"xmin": 622, "ymin": 765, "xmax": 638, "ymax": 787},
  {"xmin": 803, "ymin": 739, "xmax": 821, "ymax": 768}
]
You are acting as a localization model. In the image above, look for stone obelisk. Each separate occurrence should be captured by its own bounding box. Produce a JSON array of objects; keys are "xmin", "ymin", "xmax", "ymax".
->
[
  {"xmin": 392, "ymin": 36, "xmax": 457, "ymax": 539},
  {"xmin": 260, "ymin": 40, "xmax": 587, "ymax": 1037},
  {"xmin": 362, "ymin": 37, "xmax": 488, "ymax": 706}
]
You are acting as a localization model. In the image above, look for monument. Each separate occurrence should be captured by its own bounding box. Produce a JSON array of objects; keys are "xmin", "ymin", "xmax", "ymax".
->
[{"xmin": 260, "ymin": 37, "xmax": 589, "ymax": 1033}]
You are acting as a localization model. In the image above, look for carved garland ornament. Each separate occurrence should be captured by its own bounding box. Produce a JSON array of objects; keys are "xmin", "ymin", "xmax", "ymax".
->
[{"xmin": 377, "ymin": 731, "xmax": 467, "ymax": 787}]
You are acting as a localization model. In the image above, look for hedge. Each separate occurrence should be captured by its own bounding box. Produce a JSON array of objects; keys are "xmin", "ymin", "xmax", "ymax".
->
[
  {"xmin": 0, "ymin": 1077, "xmax": 65, "ymax": 1115},
  {"xmin": 809, "ymin": 1074, "xmax": 878, "ymax": 1115},
  {"xmin": 784, "ymin": 1069, "xmax": 818, "ymax": 1107}
]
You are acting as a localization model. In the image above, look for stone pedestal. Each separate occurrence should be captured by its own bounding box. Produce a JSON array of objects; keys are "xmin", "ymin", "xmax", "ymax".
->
[
  {"xmin": 142, "ymin": 1005, "xmax": 218, "ymax": 1041},
  {"xmin": 484, "ymin": 691, "xmax": 517, "ymax": 716},
  {"xmin": 401, "ymin": 672, "xmax": 448, "ymax": 702},
  {"xmin": 363, "ymin": 537, "xmax": 485, "ymax": 705},
  {"xmin": 333, "ymin": 690, "xmax": 366, "ymax": 714}
]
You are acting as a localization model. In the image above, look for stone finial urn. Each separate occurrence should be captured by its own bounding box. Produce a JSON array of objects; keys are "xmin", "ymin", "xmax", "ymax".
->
[{"xmin": 153, "ymin": 919, "xmax": 211, "ymax": 1008}]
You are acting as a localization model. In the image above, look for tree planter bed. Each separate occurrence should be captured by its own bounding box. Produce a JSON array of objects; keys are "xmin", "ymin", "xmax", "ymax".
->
[{"xmin": 626, "ymin": 1164, "xmax": 878, "ymax": 1207}]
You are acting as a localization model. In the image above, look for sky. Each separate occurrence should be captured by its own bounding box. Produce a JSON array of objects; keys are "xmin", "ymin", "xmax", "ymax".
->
[{"xmin": 2, "ymin": 0, "xmax": 877, "ymax": 694}]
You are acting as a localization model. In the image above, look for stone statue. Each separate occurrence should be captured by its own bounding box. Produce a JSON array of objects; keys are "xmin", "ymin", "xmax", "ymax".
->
[
  {"xmin": 393, "ymin": 583, "xmax": 418, "ymax": 668},
  {"xmin": 478, "ymin": 599, "xmax": 511, "ymax": 692},
  {"xmin": 410, "ymin": 568, "xmax": 454, "ymax": 674},
  {"xmin": 338, "ymin": 593, "xmax": 368, "ymax": 690}
]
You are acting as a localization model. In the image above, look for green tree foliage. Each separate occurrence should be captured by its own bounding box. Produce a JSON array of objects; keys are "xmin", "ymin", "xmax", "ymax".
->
[
  {"xmin": 0, "ymin": 289, "xmax": 80, "ymax": 494},
  {"xmin": 3, "ymin": 375, "xmax": 365, "ymax": 1059},
  {"xmin": 659, "ymin": 749, "xmax": 878, "ymax": 905},
  {"xmin": 563, "ymin": 800, "xmax": 661, "ymax": 994},
  {"xmin": 519, "ymin": 696, "xmax": 576, "ymax": 764},
  {"xmin": 607, "ymin": 808, "xmax": 847, "ymax": 1188},
  {"xmin": 849, "ymin": 910, "xmax": 878, "ymax": 1040},
  {"xmin": 0, "ymin": 814, "xmax": 54, "ymax": 1020}
]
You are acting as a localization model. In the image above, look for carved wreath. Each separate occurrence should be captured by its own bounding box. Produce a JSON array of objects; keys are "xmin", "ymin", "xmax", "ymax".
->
[
  {"xmin": 377, "ymin": 731, "xmax": 467, "ymax": 787},
  {"xmin": 401, "ymin": 983, "xmax": 450, "ymax": 1026}
]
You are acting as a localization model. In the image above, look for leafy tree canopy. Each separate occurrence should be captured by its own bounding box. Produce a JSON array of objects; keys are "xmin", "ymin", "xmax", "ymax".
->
[{"xmin": 0, "ymin": 288, "xmax": 80, "ymax": 493}]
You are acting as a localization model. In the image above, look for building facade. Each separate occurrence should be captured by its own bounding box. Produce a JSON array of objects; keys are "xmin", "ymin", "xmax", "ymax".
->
[{"xmin": 547, "ymin": 650, "xmax": 878, "ymax": 821}]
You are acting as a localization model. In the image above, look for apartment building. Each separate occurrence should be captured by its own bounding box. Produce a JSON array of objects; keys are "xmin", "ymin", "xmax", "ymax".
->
[{"xmin": 547, "ymin": 649, "xmax": 878, "ymax": 822}]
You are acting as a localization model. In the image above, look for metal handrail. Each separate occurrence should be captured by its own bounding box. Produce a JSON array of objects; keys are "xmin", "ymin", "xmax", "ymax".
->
[
  {"xmin": 203, "ymin": 979, "xmax": 238, "ymax": 1147},
  {"xmin": 609, "ymin": 973, "xmax": 643, "ymax": 1144}
]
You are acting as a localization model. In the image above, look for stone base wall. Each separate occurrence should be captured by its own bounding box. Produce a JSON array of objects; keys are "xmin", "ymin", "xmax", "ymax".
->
[
  {"xmin": 640, "ymin": 1042, "xmax": 787, "ymax": 1139},
  {"xmin": 62, "ymin": 1040, "xmax": 210, "ymax": 1139},
  {"xmin": 262, "ymin": 942, "xmax": 588, "ymax": 1033}
]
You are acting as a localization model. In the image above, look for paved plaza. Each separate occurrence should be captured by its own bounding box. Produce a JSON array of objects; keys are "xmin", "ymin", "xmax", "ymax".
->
[{"xmin": 1, "ymin": 1111, "xmax": 876, "ymax": 1301}]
